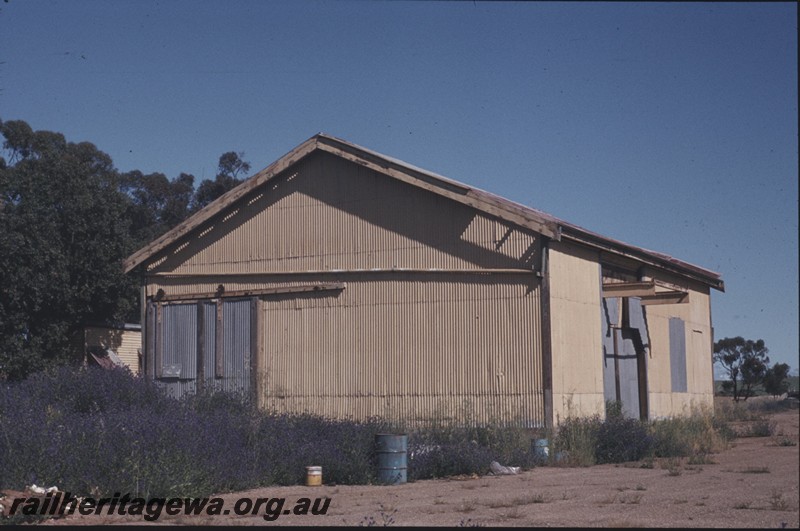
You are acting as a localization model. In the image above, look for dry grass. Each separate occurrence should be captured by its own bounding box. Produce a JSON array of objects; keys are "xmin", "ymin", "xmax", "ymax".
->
[
  {"xmin": 740, "ymin": 466, "xmax": 771, "ymax": 474},
  {"xmin": 485, "ymin": 493, "xmax": 545, "ymax": 509},
  {"xmin": 769, "ymin": 491, "xmax": 790, "ymax": 511},
  {"xmin": 660, "ymin": 457, "xmax": 683, "ymax": 476},
  {"xmin": 618, "ymin": 493, "xmax": 643, "ymax": 504},
  {"xmin": 500, "ymin": 507, "xmax": 523, "ymax": 520},
  {"xmin": 597, "ymin": 493, "xmax": 618, "ymax": 506},
  {"xmin": 457, "ymin": 499, "xmax": 475, "ymax": 513}
]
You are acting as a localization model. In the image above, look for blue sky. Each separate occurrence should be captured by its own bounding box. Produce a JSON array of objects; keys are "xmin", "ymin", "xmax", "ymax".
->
[{"xmin": 1, "ymin": 1, "xmax": 797, "ymax": 373}]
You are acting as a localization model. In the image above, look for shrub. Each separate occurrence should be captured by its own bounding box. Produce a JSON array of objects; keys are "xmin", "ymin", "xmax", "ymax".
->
[
  {"xmin": 551, "ymin": 402, "xmax": 740, "ymax": 466},
  {"xmin": 407, "ymin": 436, "xmax": 494, "ymax": 481},
  {"xmin": 0, "ymin": 365, "xmax": 184, "ymax": 497},
  {"xmin": 649, "ymin": 409, "xmax": 731, "ymax": 459},
  {"xmin": 2, "ymin": 365, "xmax": 543, "ymax": 495},
  {"xmin": 741, "ymin": 419, "xmax": 776, "ymax": 438},
  {"xmin": 469, "ymin": 424, "xmax": 540, "ymax": 470},
  {"xmin": 249, "ymin": 412, "xmax": 386, "ymax": 486},
  {"xmin": 595, "ymin": 407, "xmax": 652, "ymax": 464},
  {"xmin": 552, "ymin": 403, "xmax": 652, "ymax": 466},
  {"xmin": 0, "ymin": 365, "xmax": 386, "ymax": 497},
  {"xmin": 552, "ymin": 415, "xmax": 601, "ymax": 467},
  {"xmin": 401, "ymin": 417, "xmax": 539, "ymax": 481},
  {"xmin": 9, "ymin": 365, "xmax": 755, "ymax": 497}
]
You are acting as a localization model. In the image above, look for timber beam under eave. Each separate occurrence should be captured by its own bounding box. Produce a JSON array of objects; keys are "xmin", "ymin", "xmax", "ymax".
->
[
  {"xmin": 639, "ymin": 290, "xmax": 690, "ymax": 305},
  {"xmin": 601, "ymin": 281, "xmax": 656, "ymax": 298},
  {"xmin": 150, "ymin": 283, "xmax": 346, "ymax": 302}
]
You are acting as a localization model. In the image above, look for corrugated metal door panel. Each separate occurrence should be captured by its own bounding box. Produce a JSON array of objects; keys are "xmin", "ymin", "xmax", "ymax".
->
[
  {"xmin": 146, "ymin": 301, "xmax": 156, "ymax": 379},
  {"xmin": 202, "ymin": 301, "xmax": 216, "ymax": 388},
  {"xmin": 618, "ymin": 328, "xmax": 641, "ymax": 419},
  {"xmin": 220, "ymin": 298, "xmax": 251, "ymax": 395},
  {"xmin": 602, "ymin": 297, "xmax": 618, "ymax": 404},
  {"xmin": 156, "ymin": 302, "xmax": 198, "ymax": 399},
  {"xmin": 628, "ymin": 297, "xmax": 650, "ymax": 419},
  {"xmin": 161, "ymin": 303, "xmax": 197, "ymax": 379},
  {"xmin": 669, "ymin": 317, "xmax": 688, "ymax": 392}
]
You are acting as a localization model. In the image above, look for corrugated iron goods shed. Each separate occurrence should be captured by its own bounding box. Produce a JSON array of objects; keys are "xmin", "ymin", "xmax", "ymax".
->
[{"xmin": 124, "ymin": 134, "xmax": 724, "ymax": 428}]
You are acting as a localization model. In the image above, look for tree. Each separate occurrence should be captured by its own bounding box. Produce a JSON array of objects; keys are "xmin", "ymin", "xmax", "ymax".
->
[
  {"xmin": 0, "ymin": 118, "xmax": 252, "ymax": 380},
  {"xmin": 0, "ymin": 119, "xmax": 138, "ymax": 379},
  {"xmin": 713, "ymin": 337, "xmax": 770, "ymax": 402},
  {"xmin": 121, "ymin": 169, "xmax": 194, "ymax": 244},
  {"xmin": 763, "ymin": 362, "xmax": 791, "ymax": 397},
  {"xmin": 191, "ymin": 151, "xmax": 250, "ymax": 211}
]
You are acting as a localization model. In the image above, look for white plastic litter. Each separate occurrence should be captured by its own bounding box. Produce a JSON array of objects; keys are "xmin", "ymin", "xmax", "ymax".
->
[
  {"xmin": 489, "ymin": 461, "xmax": 520, "ymax": 475},
  {"xmin": 27, "ymin": 484, "xmax": 59, "ymax": 495}
]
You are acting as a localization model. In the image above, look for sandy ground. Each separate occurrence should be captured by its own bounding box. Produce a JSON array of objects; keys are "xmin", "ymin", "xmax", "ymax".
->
[{"xmin": 9, "ymin": 400, "xmax": 799, "ymax": 528}]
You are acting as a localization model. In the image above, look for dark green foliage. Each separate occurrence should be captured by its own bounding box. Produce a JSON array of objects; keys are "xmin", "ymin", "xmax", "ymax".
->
[
  {"xmin": 0, "ymin": 120, "xmax": 139, "ymax": 379},
  {"xmin": 594, "ymin": 402, "xmax": 653, "ymax": 464},
  {"xmin": 0, "ymin": 119, "xmax": 254, "ymax": 380},
  {"xmin": 191, "ymin": 151, "xmax": 250, "ymax": 211},
  {"xmin": 407, "ymin": 434, "xmax": 494, "ymax": 481},
  {"xmin": 404, "ymin": 419, "xmax": 540, "ymax": 481},
  {"xmin": 247, "ymin": 411, "xmax": 388, "ymax": 486},
  {"xmin": 714, "ymin": 337, "xmax": 770, "ymax": 402},
  {"xmin": 121, "ymin": 169, "xmax": 195, "ymax": 244},
  {"xmin": 554, "ymin": 403, "xmax": 653, "ymax": 466},
  {"xmin": 763, "ymin": 362, "xmax": 791, "ymax": 397}
]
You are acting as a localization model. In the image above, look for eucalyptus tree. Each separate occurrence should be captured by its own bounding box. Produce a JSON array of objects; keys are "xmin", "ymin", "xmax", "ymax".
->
[
  {"xmin": 713, "ymin": 336, "xmax": 770, "ymax": 401},
  {"xmin": 0, "ymin": 119, "xmax": 137, "ymax": 379}
]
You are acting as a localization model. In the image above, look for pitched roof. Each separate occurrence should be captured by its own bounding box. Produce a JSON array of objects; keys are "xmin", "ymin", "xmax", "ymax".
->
[{"xmin": 123, "ymin": 133, "xmax": 724, "ymax": 291}]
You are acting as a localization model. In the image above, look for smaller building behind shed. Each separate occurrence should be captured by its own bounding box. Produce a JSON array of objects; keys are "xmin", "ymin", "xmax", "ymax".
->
[{"xmin": 82, "ymin": 323, "xmax": 142, "ymax": 375}]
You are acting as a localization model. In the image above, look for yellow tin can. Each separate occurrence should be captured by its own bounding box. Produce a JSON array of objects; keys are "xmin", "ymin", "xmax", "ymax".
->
[{"xmin": 306, "ymin": 465, "xmax": 322, "ymax": 486}]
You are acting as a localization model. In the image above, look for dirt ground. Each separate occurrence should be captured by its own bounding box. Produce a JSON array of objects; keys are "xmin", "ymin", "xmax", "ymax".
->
[{"xmin": 18, "ymin": 399, "xmax": 800, "ymax": 528}]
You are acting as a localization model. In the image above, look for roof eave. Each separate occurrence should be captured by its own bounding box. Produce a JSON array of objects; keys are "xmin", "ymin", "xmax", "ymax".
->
[
  {"xmin": 560, "ymin": 226, "xmax": 725, "ymax": 292},
  {"xmin": 123, "ymin": 134, "xmax": 321, "ymax": 273}
]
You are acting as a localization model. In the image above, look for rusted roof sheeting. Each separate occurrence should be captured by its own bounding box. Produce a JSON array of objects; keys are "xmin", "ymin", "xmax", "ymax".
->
[{"xmin": 123, "ymin": 133, "xmax": 723, "ymax": 291}]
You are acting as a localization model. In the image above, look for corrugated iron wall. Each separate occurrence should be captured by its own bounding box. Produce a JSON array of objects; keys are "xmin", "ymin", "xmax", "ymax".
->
[
  {"xmin": 144, "ymin": 273, "xmax": 544, "ymax": 426},
  {"xmin": 147, "ymin": 151, "xmax": 539, "ymax": 276},
  {"xmin": 115, "ymin": 331, "xmax": 141, "ymax": 374},
  {"xmin": 260, "ymin": 273, "xmax": 544, "ymax": 427}
]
